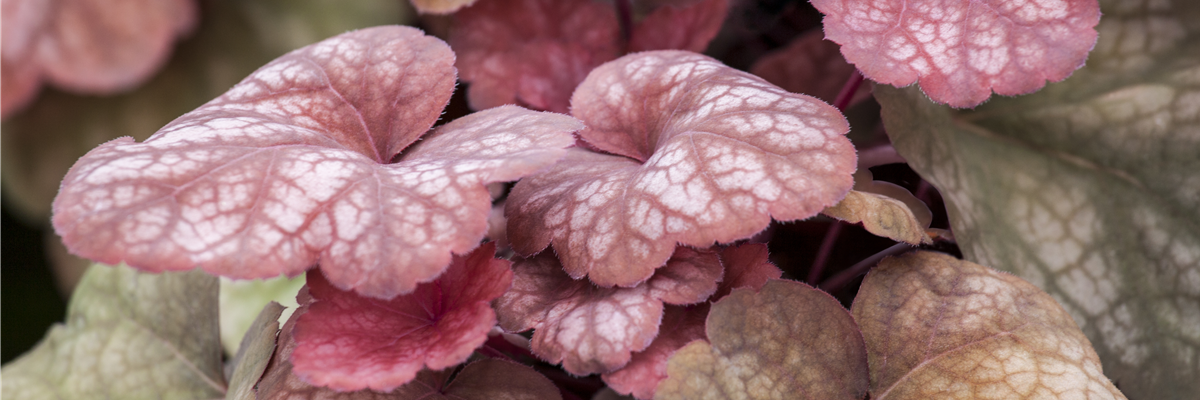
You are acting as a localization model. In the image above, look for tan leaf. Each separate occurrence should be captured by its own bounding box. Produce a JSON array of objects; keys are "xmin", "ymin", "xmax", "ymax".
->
[{"xmin": 410, "ymin": 0, "xmax": 476, "ymax": 14}]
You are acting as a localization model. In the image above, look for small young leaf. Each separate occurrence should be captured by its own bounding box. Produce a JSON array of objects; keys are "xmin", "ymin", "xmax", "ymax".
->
[
  {"xmin": 289, "ymin": 243, "xmax": 512, "ymax": 391},
  {"xmin": 1, "ymin": 263, "xmax": 225, "ymax": 399},
  {"xmin": 225, "ymin": 302, "xmax": 284, "ymax": 400},
  {"xmin": 853, "ymin": 251, "xmax": 1125, "ymax": 399},
  {"xmin": 0, "ymin": 0, "xmax": 195, "ymax": 117},
  {"xmin": 822, "ymin": 171, "xmax": 932, "ymax": 245},
  {"xmin": 508, "ymin": 51, "xmax": 855, "ymax": 287},
  {"xmin": 51, "ymin": 26, "xmax": 580, "ymax": 298},
  {"xmin": 811, "ymin": 0, "xmax": 1101, "ymax": 107},
  {"xmin": 656, "ymin": 279, "xmax": 869, "ymax": 400},
  {"xmin": 411, "ymin": 0, "xmax": 477, "ymax": 14},
  {"xmin": 494, "ymin": 247, "xmax": 722, "ymax": 375},
  {"xmin": 749, "ymin": 30, "xmax": 859, "ymax": 104}
]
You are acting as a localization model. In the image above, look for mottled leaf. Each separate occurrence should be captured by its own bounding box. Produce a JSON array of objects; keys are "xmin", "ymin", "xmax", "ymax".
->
[
  {"xmin": 226, "ymin": 302, "xmax": 284, "ymax": 400},
  {"xmin": 2, "ymin": 0, "xmax": 408, "ymax": 223},
  {"xmin": 290, "ymin": 243, "xmax": 512, "ymax": 391},
  {"xmin": 508, "ymin": 51, "xmax": 855, "ymax": 286},
  {"xmin": 220, "ymin": 274, "xmax": 305, "ymax": 356},
  {"xmin": 495, "ymin": 247, "xmax": 722, "ymax": 375},
  {"xmin": 450, "ymin": 0, "xmax": 620, "ymax": 113},
  {"xmin": 853, "ymin": 251, "xmax": 1125, "ymax": 399},
  {"xmin": 51, "ymin": 26, "xmax": 580, "ymax": 298},
  {"xmin": 811, "ymin": 0, "xmax": 1101, "ymax": 107},
  {"xmin": 656, "ymin": 279, "xmax": 869, "ymax": 400},
  {"xmin": 1, "ymin": 263, "xmax": 225, "ymax": 399},
  {"xmin": 411, "ymin": 0, "xmax": 476, "ymax": 14},
  {"xmin": 749, "ymin": 30, "xmax": 858, "ymax": 104},
  {"xmin": 876, "ymin": 0, "xmax": 1200, "ymax": 396},
  {"xmin": 602, "ymin": 243, "xmax": 783, "ymax": 399},
  {"xmin": 629, "ymin": 0, "xmax": 729, "ymax": 54},
  {"xmin": 822, "ymin": 171, "xmax": 932, "ymax": 245},
  {"xmin": 0, "ymin": 0, "xmax": 195, "ymax": 118}
]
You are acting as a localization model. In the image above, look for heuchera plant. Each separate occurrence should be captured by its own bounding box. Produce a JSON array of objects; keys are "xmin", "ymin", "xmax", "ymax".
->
[{"xmin": 14, "ymin": 0, "xmax": 1200, "ymax": 398}]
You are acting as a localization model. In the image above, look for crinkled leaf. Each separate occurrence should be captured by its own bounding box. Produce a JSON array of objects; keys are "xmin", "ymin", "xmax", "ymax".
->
[
  {"xmin": 450, "ymin": 0, "xmax": 619, "ymax": 113},
  {"xmin": 628, "ymin": 0, "xmax": 729, "ymax": 54},
  {"xmin": 602, "ymin": 243, "xmax": 782, "ymax": 399},
  {"xmin": 749, "ymin": 30, "xmax": 857, "ymax": 104},
  {"xmin": 1, "ymin": 263, "xmax": 225, "ymax": 399},
  {"xmin": 220, "ymin": 274, "xmax": 305, "ymax": 356},
  {"xmin": 2, "ymin": 0, "xmax": 408, "ymax": 223},
  {"xmin": 876, "ymin": 1, "xmax": 1200, "ymax": 396},
  {"xmin": 0, "ymin": 0, "xmax": 195, "ymax": 118},
  {"xmin": 811, "ymin": 0, "xmax": 1101, "ymax": 108},
  {"xmin": 290, "ymin": 243, "xmax": 512, "ymax": 391},
  {"xmin": 495, "ymin": 247, "xmax": 722, "ymax": 375},
  {"xmin": 508, "ymin": 51, "xmax": 855, "ymax": 286},
  {"xmin": 853, "ymin": 251, "xmax": 1125, "ymax": 399},
  {"xmin": 656, "ymin": 279, "xmax": 869, "ymax": 400},
  {"xmin": 411, "ymin": 0, "xmax": 476, "ymax": 14},
  {"xmin": 226, "ymin": 302, "xmax": 284, "ymax": 400},
  {"xmin": 51, "ymin": 26, "xmax": 580, "ymax": 298}
]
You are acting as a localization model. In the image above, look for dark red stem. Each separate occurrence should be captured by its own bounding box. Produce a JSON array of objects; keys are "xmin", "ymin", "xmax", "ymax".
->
[
  {"xmin": 832, "ymin": 69, "xmax": 865, "ymax": 112},
  {"xmin": 807, "ymin": 221, "xmax": 843, "ymax": 284},
  {"xmin": 615, "ymin": 0, "xmax": 633, "ymax": 52},
  {"xmin": 819, "ymin": 242, "xmax": 912, "ymax": 293}
]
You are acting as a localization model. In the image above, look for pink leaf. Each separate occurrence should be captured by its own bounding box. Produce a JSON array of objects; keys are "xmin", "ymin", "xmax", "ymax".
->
[
  {"xmin": 450, "ymin": 0, "xmax": 620, "ymax": 113},
  {"xmin": 51, "ymin": 26, "xmax": 581, "ymax": 298},
  {"xmin": 494, "ymin": 246, "xmax": 722, "ymax": 375},
  {"xmin": 601, "ymin": 243, "xmax": 781, "ymax": 399},
  {"xmin": 507, "ymin": 51, "xmax": 856, "ymax": 286},
  {"xmin": 629, "ymin": 0, "xmax": 729, "ymax": 54},
  {"xmin": 749, "ymin": 30, "xmax": 860, "ymax": 104},
  {"xmin": 0, "ymin": 0, "xmax": 195, "ymax": 118},
  {"xmin": 811, "ymin": 0, "xmax": 1101, "ymax": 108},
  {"xmin": 289, "ymin": 243, "xmax": 512, "ymax": 391}
]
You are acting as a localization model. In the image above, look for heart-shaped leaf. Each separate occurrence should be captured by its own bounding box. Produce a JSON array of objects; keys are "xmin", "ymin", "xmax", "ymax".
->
[
  {"xmin": 876, "ymin": 1, "xmax": 1200, "ymax": 396},
  {"xmin": 656, "ymin": 279, "xmax": 869, "ymax": 400},
  {"xmin": 289, "ymin": 243, "xmax": 512, "ymax": 391},
  {"xmin": 0, "ymin": 0, "xmax": 195, "ymax": 117},
  {"xmin": 495, "ymin": 246, "xmax": 722, "ymax": 375},
  {"xmin": 51, "ymin": 26, "xmax": 581, "ymax": 298},
  {"xmin": 1, "ymin": 263, "xmax": 225, "ymax": 399},
  {"xmin": 853, "ymin": 251, "xmax": 1125, "ymax": 399},
  {"xmin": 811, "ymin": 0, "xmax": 1101, "ymax": 107},
  {"xmin": 507, "ymin": 51, "xmax": 856, "ymax": 286}
]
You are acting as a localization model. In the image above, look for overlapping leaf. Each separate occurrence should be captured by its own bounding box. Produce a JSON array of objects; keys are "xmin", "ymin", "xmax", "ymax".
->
[
  {"xmin": 628, "ymin": 0, "xmax": 729, "ymax": 54},
  {"xmin": 495, "ymin": 247, "xmax": 722, "ymax": 375},
  {"xmin": 411, "ymin": 0, "xmax": 477, "ymax": 14},
  {"xmin": 219, "ymin": 274, "xmax": 305, "ymax": 356},
  {"xmin": 507, "ymin": 51, "xmax": 856, "ymax": 286},
  {"xmin": 656, "ymin": 279, "xmax": 869, "ymax": 400},
  {"xmin": 51, "ymin": 26, "xmax": 581, "ymax": 298},
  {"xmin": 0, "ymin": 0, "xmax": 196, "ymax": 118},
  {"xmin": 1, "ymin": 263, "xmax": 225, "ymax": 399},
  {"xmin": 750, "ymin": 30, "xmax": 859, "ymax": 104},
  {"xmin": 602, "ymin": 243, "xmax": 781, "ymax": 399},
  {"xmin": 2, "ymin": 0, "xmax": 408, "ymax": 224},
  {"xmin": 811, "ymin": 0, "xmax": 1101, "ymax": 107},
  {"xmin": 225, "ymin": 302, "xmax": 284, "ymax": 400},
  {"xmin": 822, "ymin": 171, "xmax": 932, "ymax": 245},
  {"xmin": 289, "ymin": 243, "xmax": 512, "ymax": 391},
  {"xmin": 877, "ymin": 0, "xmax": 1200, "ymax": 396},
  {"xmin": 853, "ymin": 251, "xmax": 1125, "ymax": 399}
]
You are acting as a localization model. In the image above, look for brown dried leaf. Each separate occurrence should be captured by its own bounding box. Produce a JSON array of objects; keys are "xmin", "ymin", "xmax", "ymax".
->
[
  {"xmin": 410, "ymin": 0, "xmax": 476, "ymax": 14},
  {"xmin": 852, "ymin": 251, "xmax": 1125, "ymax": 399}
]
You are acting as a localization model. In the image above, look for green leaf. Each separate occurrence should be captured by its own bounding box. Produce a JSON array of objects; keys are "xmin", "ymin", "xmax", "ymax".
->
[
  {"xmin": 655, "ymin": 280, "xmax": 868, "ymax": 400},
  {"xmin": 225, "ymin": 302, "xmax": 284, "ymax": 400},
  {"xmin": 219, "ymin": 275, "xmax": 304, "ymax": 356},
  {"xmin": 1, "ymin": 0, "xmax": 410, "ymax": 224},
  {"xmin": 1, "ymin": 263, "xmax": 225, "ymax": 399},
  {"xmin": 877, "ymin": 1, "xmax": 1200, "ymax": 397}
]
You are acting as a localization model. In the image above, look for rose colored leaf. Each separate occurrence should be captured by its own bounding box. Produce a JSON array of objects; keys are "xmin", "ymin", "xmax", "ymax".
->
[
  {"xmin": 225, "ymin": 302, "xmax": 284, "ymax": 400},
  {"xmin": 749, "ymin": 30, "xmax": 859, "ymax": 104},
  {"xmin": 288, "ymin": 243, "xmax": 511, "ymax": 391},
  {"xmin": 508, "ymin": 51, "xmax": 855, "ymax": 286},
  {"xmin": 657, "ymin": 280, "xmax": 869, "ymax": 400},
  {"xmin": 602, "ymin": 243, "xmax": 781, "ymax": 399},
  {"xmin": 852, "ymin": 251, "xmax": 1126, "ymax": 399},
  {"xmin": 811, "ymin": 0, "xmax": 1101, "ymax": 108},
  {"xmin": 51, "ymin": 27, "xmax": 580, "ymax": 298},
  {"xmin": 1, "ymin": 263, "xmax": 224, "ymax": 399},
  {"xmin": 629, "ymin": 0, "xmax": 729, "ymax": 54},
  {"xmin": 411, "ymin": 0, "xmax": 477, "ymax": 14},
  {"xmin": 451, "ymin": 0, "xmax": 620, "ymax": 113},
  {"xmin": 495, "ymin": 247, "xmax": 721, "ymax": 375},
  {"xmin": 822, "ymin": 174, "xmax": 933, "ymax": 245},
  {"xmin": 0, "ymin": 0, "xmax": 195, "ymax": 118}
]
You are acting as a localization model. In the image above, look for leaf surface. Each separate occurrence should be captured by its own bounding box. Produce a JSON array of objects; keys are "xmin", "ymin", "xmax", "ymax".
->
[
  {"xmin": 656, "ymin": 279, "xmax": 869, "ymax": 400},
  {"xmin": 225, "ymin": 302, "xmax": 284, "ymax": 400},
  {"xmin": 508, "ymin": 51, "xmax": 855, "ymax": 286},
  {"xmin": 876, "ymin": 1, "xmax": 1200, "ymax": 395},
  {"xmin": 51, "ymin": 26, "xmax": 580, "ymax": 298},
  {"xmin": 495, "ymin": 247, "xmax": 722, "ymax": 375},
  {"xmin": 823, "ymin": 171, "xmax": 932, "ymax": 245},
  {"xmin": 0, "ymin": 0, "xmax": 195, "ymax": 117},
  {"xmin": 220, "ymin": 274, "xmax": 305, "ymax": 356},
  {"xmin": 1, "ymin": 263, "xmax": 225, "ymax": 399},
  {"xmin": 289, "ymin": 243, "xmax": 512, "ymax": 391},
  {"xmin": 629, "ymin": 0, "xmax": 729, "ymax": 54},
  {"xmin": 749, "ymin": 30, "xmax": 858, "ymax": 104},
  {"xmin": 853, "ymin": 251, "xmax": 1125, "ymax": 399},
  {"xmin": 811, "ymin": 0, "xmax": 1101, "ymax": 107}
]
